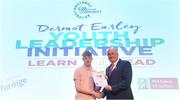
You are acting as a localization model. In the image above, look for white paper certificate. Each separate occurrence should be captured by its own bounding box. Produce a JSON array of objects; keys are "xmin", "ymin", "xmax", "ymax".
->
[{"xmin": 92, "ymin": 71, "xmax": 107, "ymax": 88}]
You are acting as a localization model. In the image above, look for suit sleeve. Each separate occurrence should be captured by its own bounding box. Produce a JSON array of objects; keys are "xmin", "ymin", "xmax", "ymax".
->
[
  {"xmin": 101, "ymin": 68, "xmax": 109, "ymax": 97},
  {"xmin": 111, "ymin": 61, "xmax": 132, "ymax": 93}
]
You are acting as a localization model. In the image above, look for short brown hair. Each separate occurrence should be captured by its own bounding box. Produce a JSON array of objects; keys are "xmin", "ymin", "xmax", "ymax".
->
[{"xmin": 82, "ymin": 51, "xmax": 92, "ymax": 57}]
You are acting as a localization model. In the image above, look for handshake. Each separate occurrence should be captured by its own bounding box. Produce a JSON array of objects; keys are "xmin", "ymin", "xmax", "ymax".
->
[
  {"xmin": 92, "ymin": 85, "xmax": 112, "ymax": 99},
  {"xmin": 92, "ymin": 91, "xmax": 104, "ymax": 99}
]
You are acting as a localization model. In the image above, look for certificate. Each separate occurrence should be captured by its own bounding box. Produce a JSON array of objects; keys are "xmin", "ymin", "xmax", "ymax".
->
[{"xmin": 92, "ymin": 71, "xmax": 107, "ymax": 88}]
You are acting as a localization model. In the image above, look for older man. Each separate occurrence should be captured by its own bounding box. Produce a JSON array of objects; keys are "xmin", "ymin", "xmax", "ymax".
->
[{"xmin": 102, "ymin": 47, "xmax": 134, "ymax": 100}]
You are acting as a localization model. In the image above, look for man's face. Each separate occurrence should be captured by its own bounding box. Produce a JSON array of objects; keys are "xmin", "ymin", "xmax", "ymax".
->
[
  {"xmin": 107, "ymin": 49, "xmax": 118, "ymax": 63},
  {"xmin": 83, "ymin": 56, "xmax": 93, "ymax": 67}
]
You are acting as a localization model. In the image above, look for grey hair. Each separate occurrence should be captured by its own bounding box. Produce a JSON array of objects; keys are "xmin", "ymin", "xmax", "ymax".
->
[{"xmin": 108, "ymin": 47, "xmax": 118, "ymax": 54}]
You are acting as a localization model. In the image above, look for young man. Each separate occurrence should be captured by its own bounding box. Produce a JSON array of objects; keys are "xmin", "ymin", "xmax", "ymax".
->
[{"xmin": 73, "ymin": 51, "xmax": 101, "ymax": 100}]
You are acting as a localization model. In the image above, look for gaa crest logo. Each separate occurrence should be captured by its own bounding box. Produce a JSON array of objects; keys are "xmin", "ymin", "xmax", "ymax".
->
[{"xmin": 73, "ymin": 1, "xmax": 101, "ymax": 19}]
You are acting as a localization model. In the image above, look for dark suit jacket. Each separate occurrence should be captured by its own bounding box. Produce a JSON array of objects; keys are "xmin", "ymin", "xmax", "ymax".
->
[{"xmin": 103, "ymin": 59, "xmax": 134, "ymax": 100}]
